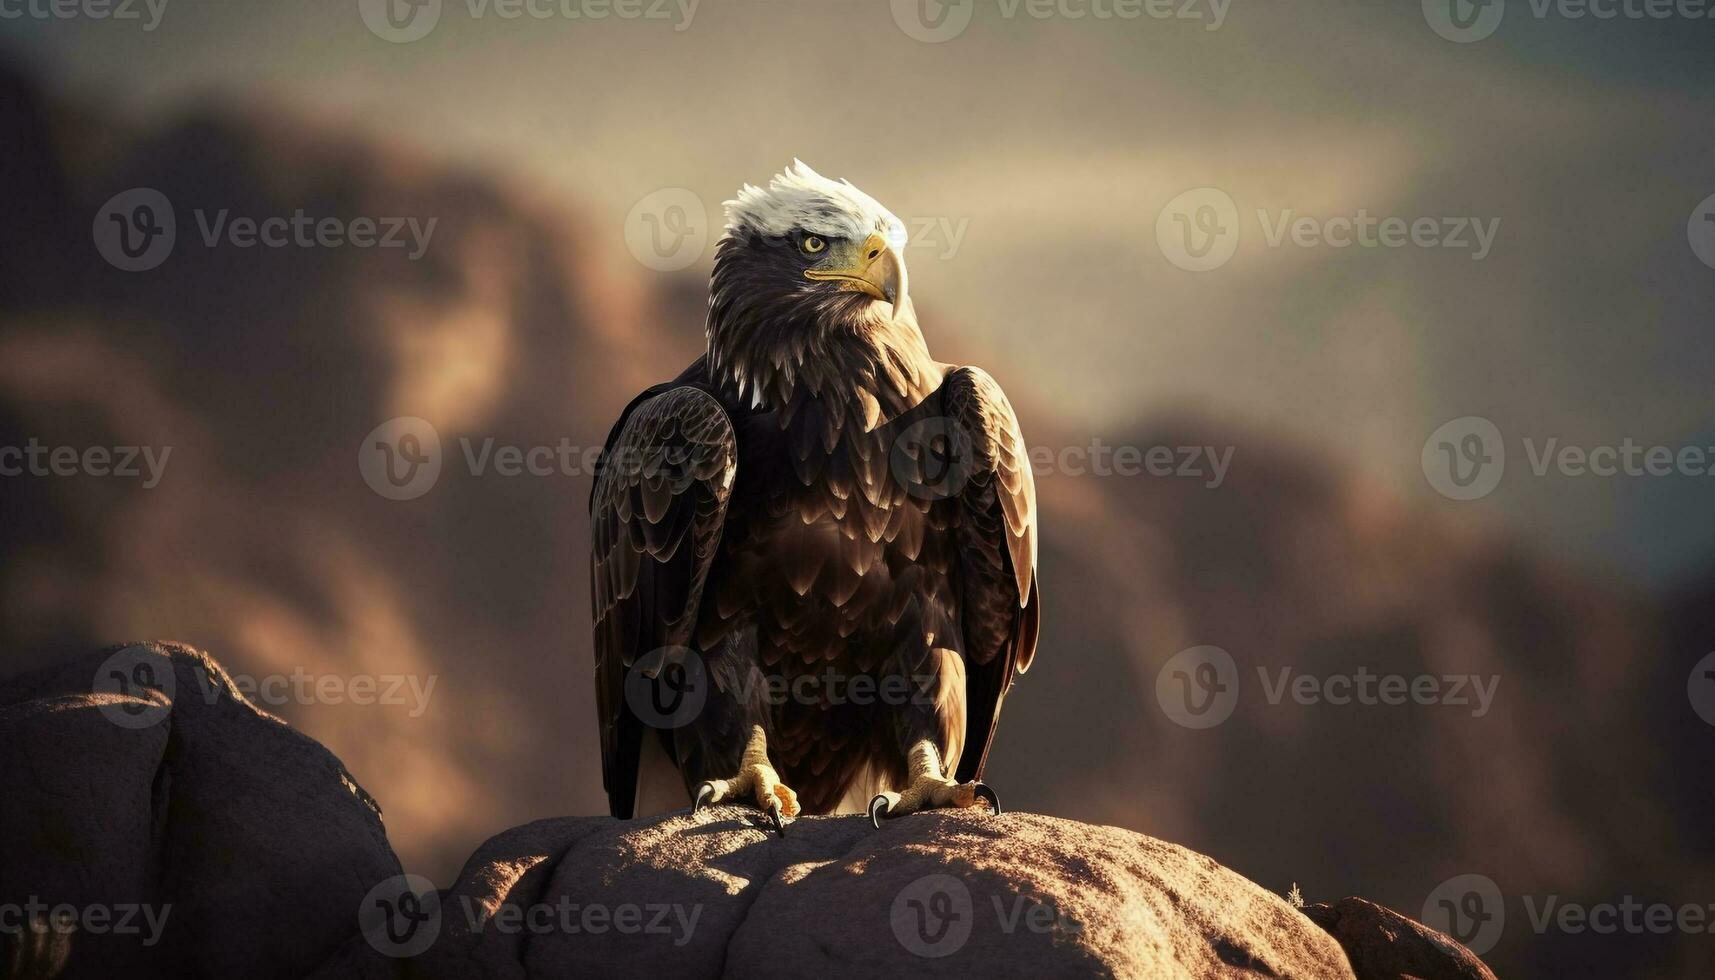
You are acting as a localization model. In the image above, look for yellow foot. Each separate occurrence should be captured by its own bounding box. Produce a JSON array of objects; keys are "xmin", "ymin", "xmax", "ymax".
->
[
  {"xmin": 691, "ymin": 725, "xmax": 801, "ymax": 834},
  {"xmin": 869, "ymin": 740, "xmax": 1001, "ymax": 829}
]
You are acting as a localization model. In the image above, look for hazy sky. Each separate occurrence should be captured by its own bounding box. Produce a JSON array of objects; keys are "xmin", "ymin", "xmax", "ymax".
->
[{"xmin": 6, "ymin": 0, "xmax": 1713, "ymax": 585}]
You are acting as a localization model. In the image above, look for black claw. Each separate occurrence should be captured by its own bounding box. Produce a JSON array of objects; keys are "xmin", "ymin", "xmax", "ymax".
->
[
  {"xmin": 693, "ymin": 783, "xmax": 715, "ymax": 814},
  {"xmin": 973, "ymin": 783, "xmax": 1001, "ymax": 816},
  {"xmin": 765, "ymin": 802, "xmax": 787, "ymax": 836},
  {"xmin": 868, "ymin": 794, "xmax": 892, "ymax": 830}
]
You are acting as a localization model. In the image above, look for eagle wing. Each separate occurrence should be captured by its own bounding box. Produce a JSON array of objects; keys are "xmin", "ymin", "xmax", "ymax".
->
[
  {"xmin": 942, "ymin": 367, "xmax": 1039, "ymax": 783},
  {"xmin": 590, "ymin": 382, "xmax": 736, "ymax": 818}
]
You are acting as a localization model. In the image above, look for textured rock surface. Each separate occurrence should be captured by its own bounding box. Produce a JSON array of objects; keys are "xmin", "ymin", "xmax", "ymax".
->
[
  {"xmin": 0, "ymin": 642, "xmax": 400, "ymax": 979},
  {"xmin": 1303, "ymin": 897, "xmax": 1498, "ymax": 980},
  {"xmin": 319, "ymin": 808, "xmax": 1358, "ymax": 980},
  {"xmin": 1, "ymin": 644, "xmax": 1495, "ymax": 979}
]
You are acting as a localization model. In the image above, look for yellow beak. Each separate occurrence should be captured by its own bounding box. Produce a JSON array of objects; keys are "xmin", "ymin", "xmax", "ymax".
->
[{"xmin": 804, "ymin": 232, "xmax": 907, "ymax": 312}]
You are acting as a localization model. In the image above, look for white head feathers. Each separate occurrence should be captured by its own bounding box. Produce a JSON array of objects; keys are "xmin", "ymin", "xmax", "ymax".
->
[{"xmin": 723, "ymin": 160, "xmax": 906, "ymax": 246}]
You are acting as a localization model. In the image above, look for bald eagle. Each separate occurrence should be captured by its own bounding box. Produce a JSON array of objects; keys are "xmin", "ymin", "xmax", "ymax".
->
[{"xmin": 591, "ymin": 162, "xmax": 1038, "ymax": 831}]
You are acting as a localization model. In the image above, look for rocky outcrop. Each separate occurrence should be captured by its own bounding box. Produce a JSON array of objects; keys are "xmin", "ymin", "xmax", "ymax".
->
[
  {"xmin": 0, "ymin": 644, "xmax": 1493, "ymax": 979},
  {"xmin": 317, "ymin": 809, "xmax": 1357, "ymax": 980},
  {"xmin": 0, "ymin": 643, "xmax": 400, "ymax": 979},
  {"xmin": 1303, "ymin": 898, "xmax": 1497, "ymax": 980}
]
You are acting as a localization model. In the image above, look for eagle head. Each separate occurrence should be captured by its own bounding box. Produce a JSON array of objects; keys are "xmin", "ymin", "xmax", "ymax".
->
[
  {"xmin": 707, "ymin": 161, "xmax": 931, "ymax": 408},
  {"xmin": 719, "ymin": 160, "xmax": 909, "ymax": 311}
]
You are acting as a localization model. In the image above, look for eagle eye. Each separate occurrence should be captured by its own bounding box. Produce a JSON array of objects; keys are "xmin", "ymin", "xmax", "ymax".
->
[{"xmin": 800, "ymin": 235, "xmax": 827, "ymax": 256}]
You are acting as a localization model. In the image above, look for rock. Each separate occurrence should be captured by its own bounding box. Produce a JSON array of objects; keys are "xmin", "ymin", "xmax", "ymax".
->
[
  {"xmin": 322, "ymin": 807, "xmax": 1358, "ymax": 980},
  {"xmin": 1, "ymin": 644, "xmax": 1493, "ymax": 979},
  {"xmin": 1303, "ymin": 897, "xmax": 1497, "ymax": 980},
  {"xmin": 0, "ymin": 642, "xmax": 400, "ymax": 979}
]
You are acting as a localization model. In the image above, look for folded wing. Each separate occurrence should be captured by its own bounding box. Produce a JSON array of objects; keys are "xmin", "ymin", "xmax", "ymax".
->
[
  {"xmin": 590, "ymin": 384, "xmax": 737, "ymax": 817},
  {"xmin": 943, "ymin": 366, "xmax": 1040, "ymax": 783}
]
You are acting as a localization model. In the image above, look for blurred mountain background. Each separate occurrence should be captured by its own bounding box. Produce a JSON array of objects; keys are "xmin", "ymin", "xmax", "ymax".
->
[{"xmin": 3, "ymin": 3, "xmax": 1715, "ymax": 974}]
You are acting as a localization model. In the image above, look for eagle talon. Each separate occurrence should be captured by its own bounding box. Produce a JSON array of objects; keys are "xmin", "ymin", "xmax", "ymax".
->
[
  {"xmin": 688, "ymin": 727, "xmax": 800, "ymax": 831},
  {"xmin": 868, "ymin": 794, "xmax": 893, "ymax": 829},
  {"xmin": 973, "ymin": 782, "xmax": 1001, "ymax": 816}
]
